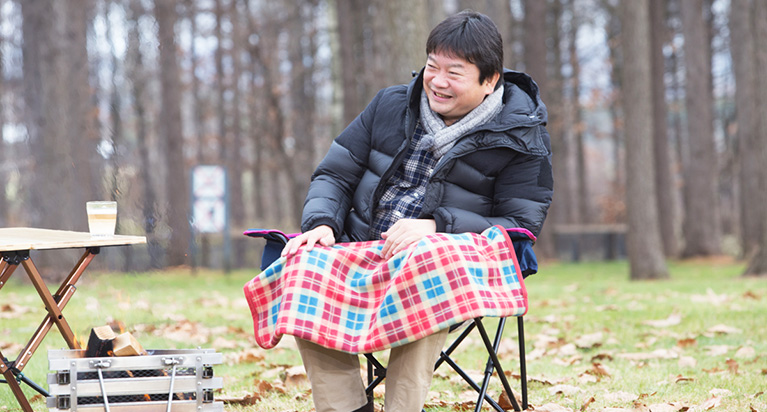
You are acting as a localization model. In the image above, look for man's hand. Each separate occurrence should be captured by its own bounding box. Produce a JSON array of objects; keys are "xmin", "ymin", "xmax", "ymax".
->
[
  {"xmin": 281, "ymin": 225, "xmax": 336, "ymax": 257},
  {"xmin": 380, "ymin": 219, "xmax": 437, "ymax": 260}
]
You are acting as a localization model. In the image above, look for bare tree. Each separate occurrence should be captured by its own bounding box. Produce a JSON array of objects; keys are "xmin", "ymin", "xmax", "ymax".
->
[
  {"xmin": 730, "ymin": 0, "xmax": 761, "ymax": 258},
  {"xmin": 185, "ymin": 0, "xmax": 206, "ymax": 165},
  {"xmin": 127, "ymin": 0, "xmax": 161, "ymax": 269},
  {"xmin": 650, "ymin": 0, "xmax": 679, "ymax": 257},
  {"xmin": 679, "ymin": 0, "xmax": 721, "ymax": 257},
  {"xmin": 335, "ymin": 0, "xmax": 369, "ymax": 127},
  {"xmin": 620, "ymin": 0, "xmax": 669, "ymax": 280},
  {"xmin": 0, "ymin": 30, "xmax": 5, "ymax": 227},
  {"xmin": 523, "ymin": 0, "xmax": 557, "ymax": 257},
  {"xmin": 370, "ymin": 0, "xmax": 429, "ymax": 88},
  {"xmin": 567, "ymin": 0, "xmax": 591, "ymax": 224},
  {"xmin": 743, "ymin": 0, "xmax": 767, "ymax": 277},
  {"xmin": 155, "ymin": 0, "xmax": 192, "ymax": 266}
]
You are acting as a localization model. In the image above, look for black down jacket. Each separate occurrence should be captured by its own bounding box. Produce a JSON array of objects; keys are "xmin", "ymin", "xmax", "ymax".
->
[{"xmin": 301, "ymin": 68, "xmax": 553, "ymax": 243}]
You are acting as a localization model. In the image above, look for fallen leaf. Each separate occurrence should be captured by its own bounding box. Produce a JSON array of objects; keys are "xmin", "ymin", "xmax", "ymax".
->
[
  {"xmin": 211, "ymin": 336, "xmax": 239, "ymax": 350},
  {"xmin": 575, "ymin": 332, "xmax": 604, "ymax": 349},
  {"xmin": 643, "ymin": 312, "xmax": 682, "ymax": 328},
  {"xmin": 580, "ymin": 396, "xmax": 596, "ymax": 411},
  {"xmin": 693, "ymin": 396, "xmax": 721, "ymax": 411},
  {"xmin": 678, "ymin": 356, "xmax": 697, "ymax": 368},
  {"xmin": 0, "ymin": 303, "xmax": 31, "ymax": 319},
  {"xmin": 676, "ymin": 338, "xmax": 697, "ymax": 348},
  {"xmin": 742, "ymin": 290, "xmax": 760, "ymax": 300},
  {"xmin": 535, "ymin": 403, "xmax": 574, "ymax": 412},
  {"xmin": 704, "ymin": 345, "xmax": 729, "ymax": 356},
  {"xmin": 690, "ymin": 289, "xmax": 729, "ymax": 306},
  {"xmin": 709, "ymin": 388, "xmax": 731, "ymax": 397},
  {"xmin": 528, "ymin": 375, "xmax": 570, "ymax": 386},
  {"xmin": 648, "ymin": 403, "xmax": 683, "ymax": 412},
  {"xmin": 734, "ymin": 346, "xmax": 756, "ymax": 359},
  {"xmin": 587, "ymin": 362, "xmax": 612, "ymax": 378},
  {"xmin": 219, "ymin": 393, "xmax": 261, "ymax": 405},
  {"xmin": 498, "ymin": 391, "xmax": 523, "ymax": 410},
  {"xmin": 706, "ymin": 324, "xmax": 742, "ymax": 335},
  {"xmin": 225, "ymin": 348, "xmax": 266, "ymax": 364},
  {"xmin": 673, "ymin": 374, "xmax": 695, "ymax": 383},
  {"xmin": 549, "ymin": 384, "xmax": 583, "ymax": 396},
  {"xmin": 603, "ymin": 391, "xmax": 639, "ymax": 403},
  {"xmin": 618, "ymin": 349, "xmax": 678, "ymax": 361},
  {"xmin": 726, "ymin": 358, "xmax": 739, "ymax": 374},
  {"xmin": 591, "ymin": 353, "xmax": 614, "ymax": 362},
  {"xmin": 283, "ymin": 365, "xmax": 309, "ymax": 390}
]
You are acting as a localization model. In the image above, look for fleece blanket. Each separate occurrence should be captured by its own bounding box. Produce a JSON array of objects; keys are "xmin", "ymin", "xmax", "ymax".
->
[{"xmin": 243, "ymin": 225, "xmax": 527, "ymax": 354}]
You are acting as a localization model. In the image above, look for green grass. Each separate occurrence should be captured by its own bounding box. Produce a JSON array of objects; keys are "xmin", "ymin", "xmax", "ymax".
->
[{"xmin": 1, "ymin": 258, "xmax": 766, "ymax": 411}]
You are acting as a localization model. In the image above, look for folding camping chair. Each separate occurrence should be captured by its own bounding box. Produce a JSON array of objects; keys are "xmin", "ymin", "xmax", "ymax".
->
[{"xmin": 246, "ymin": 229, "xmax": 536, "ymax": 412}]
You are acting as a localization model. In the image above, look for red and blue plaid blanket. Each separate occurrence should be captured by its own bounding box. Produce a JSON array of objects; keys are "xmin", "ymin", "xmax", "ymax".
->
[{"xmin": 243, "ymin": 225, "xmax": 527, "ymax": 354}]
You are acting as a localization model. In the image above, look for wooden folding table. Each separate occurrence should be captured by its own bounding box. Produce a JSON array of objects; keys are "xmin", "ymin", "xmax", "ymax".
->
[{"xmin": 0, "ymin": 228, "xmax": 146, "ymax": 412}]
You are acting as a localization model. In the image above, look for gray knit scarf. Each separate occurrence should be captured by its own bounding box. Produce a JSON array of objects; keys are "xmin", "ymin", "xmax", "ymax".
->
[{"xmin": 418, "ymin": 85, "xmax": 504, "ymax": 159}]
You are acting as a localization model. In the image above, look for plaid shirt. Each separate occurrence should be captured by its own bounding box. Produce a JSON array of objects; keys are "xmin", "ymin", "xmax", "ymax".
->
[{"xmin": 370, "ymin": 121, "xmax": 438, "ymax": 239}]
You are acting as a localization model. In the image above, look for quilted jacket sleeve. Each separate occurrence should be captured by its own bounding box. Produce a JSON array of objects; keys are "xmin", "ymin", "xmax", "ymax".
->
[{"xmin": 300, "ymin": 90, "xmax": 384, "ymax": 236}]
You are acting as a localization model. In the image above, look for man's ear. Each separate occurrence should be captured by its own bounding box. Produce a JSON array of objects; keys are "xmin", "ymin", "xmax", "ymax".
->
[{"xmin": 484, "ymin": 72, "xmax": 502, "ymax": 94}]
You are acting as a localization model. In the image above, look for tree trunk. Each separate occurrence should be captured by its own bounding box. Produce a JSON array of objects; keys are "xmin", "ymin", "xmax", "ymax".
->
[
  {"xmin": 289, "ymin": 0, "xmax": 319, "ymax": 225},
  {"xmin": 650, "ymin": 0, "xmax": 679, "ymax": 257},
  {"xmin": 229, "ymin": 0, "xmax": 246, "ymax": 268},
  {"xmin": 155, "ymin": 0, "xmax": 191, "ymax": 267},
  {"xmin": 371, "ymin": 0, "xmax": 428, "ymax": 88},
  {"xmin": 0, "ymin": 35, "xmax": 5, "ymax": 227},
  {"xmin": 620, "ymin": 0, "xmax": 669, "ymax": 280},
  {"xmin": 64, "ymin": 0, "xmax": 98, "ymax": 205},
  {"xmin": 185, "ymin": 0, "xmax": 206, "ymax": 165},
  {"xmin": 214, "ymin": 0, "xmax": 228, "ymax": 164},
  {"xmin": 523, "ymin": 0, "xmax": 557, "ymax": 257},
  {"xmin": 679, "ymin": 0, "xmax": 721, "ymax": 257},
  {"xmin": 335, "ymin": 0, "xmax": 369, "ymax": 127},
  {"xmin": 21, "ymin": 0, "xmax": 91, "ymax": 232},
  {"xmin": 567, "ymin": 0, "xmax": 591, "ymax": 224},
  {"xmin": 127, "ymin": 0, "xmax": 161, "ymax": 269},
  {"xmin": 730, "ymin": 0, "xmax": 761, "ymax": 258},
  {"xmin": 743, "ymin": 0, "xmax": 767, "ymax": 277}
]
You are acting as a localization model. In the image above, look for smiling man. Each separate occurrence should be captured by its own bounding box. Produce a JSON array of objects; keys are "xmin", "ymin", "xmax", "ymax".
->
[{"xmin": 281, "ymin": 10, "xmax": 553, "ymax": 412}]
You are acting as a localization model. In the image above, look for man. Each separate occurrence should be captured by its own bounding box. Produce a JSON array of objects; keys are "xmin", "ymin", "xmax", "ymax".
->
[{"xmin": 282, "ymin": 10, "xmax": 552, "ymax": 412}]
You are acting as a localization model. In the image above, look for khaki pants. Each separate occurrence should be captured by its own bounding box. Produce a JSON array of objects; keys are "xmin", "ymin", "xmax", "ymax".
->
[{"xmin": 296, "ymin": 328, "xmax": 450, "ymax": 412}]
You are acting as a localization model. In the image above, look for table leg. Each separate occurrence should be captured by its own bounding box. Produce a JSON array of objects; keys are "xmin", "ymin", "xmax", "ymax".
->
[
  {"xmin": 22, "ymin": 257, "xmax": 80, "ymax": 350},
  {"xmin": 0, "ymin": 258, "xmax": 19, "ymax": 292},
  {"xmin": 16, "ymin": 249, "xmax": 96, "ymax": 369},
  {"xmin": 0, "ymin": 351, "xmax": 34, "ymax": 412}
]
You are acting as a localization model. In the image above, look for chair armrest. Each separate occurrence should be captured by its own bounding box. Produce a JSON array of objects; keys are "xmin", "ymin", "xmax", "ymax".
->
[
  {"xmin": 503, "ymin": 228, "xmax": 538, "ymax": 278},
  {"xmin": 243, "ymin": 229, "xmax": 299, "ymax": 270}
]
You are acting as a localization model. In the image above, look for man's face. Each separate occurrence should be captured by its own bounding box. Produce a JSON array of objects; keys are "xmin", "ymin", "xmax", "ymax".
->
[{"xmin": 423, "ymin": 52, "xmax": 499, "ymax": 126}]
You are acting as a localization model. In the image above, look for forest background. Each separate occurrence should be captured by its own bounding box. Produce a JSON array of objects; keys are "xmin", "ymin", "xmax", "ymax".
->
[{"xmin": 2, "ymin": 0, "xmax": 767, "ymax": 280}]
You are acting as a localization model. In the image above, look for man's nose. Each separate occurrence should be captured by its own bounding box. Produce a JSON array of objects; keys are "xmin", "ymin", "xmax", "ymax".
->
[{"xmin": 431, "ymin": 72, "xmax": 449, "ymax": 88}]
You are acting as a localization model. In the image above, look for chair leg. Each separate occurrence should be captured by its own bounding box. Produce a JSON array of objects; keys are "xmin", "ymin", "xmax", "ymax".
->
[
  {"xmin": 364, "ymin": 353, "xmax": 386, "ymax": 396},
  {"xmin": 518, "ymin": 316, "xmax": 528, "ymax": 410},
  {"xmin": 475, "ymin": 319, "xmax": 522, "ymax": 412}
]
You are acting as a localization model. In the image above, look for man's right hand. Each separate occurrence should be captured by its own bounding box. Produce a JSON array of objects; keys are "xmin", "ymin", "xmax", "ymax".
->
[{"xmin": 281, "ymin": 225, "xmax": 336, "ymax": 257}]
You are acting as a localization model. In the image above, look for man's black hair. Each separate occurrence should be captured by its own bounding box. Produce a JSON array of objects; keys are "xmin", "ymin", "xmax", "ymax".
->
[{"xmin": 426, "ymin": 10, "xmax": 504, "ymax": 87}]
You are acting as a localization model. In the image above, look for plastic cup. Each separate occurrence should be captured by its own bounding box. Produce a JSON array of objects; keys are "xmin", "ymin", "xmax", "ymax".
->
[{"xmin": 86, "ymin": 201, "xmax": 117, "ymax": 237}]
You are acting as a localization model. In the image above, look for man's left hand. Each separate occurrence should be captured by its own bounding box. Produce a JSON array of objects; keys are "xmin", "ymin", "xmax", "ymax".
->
[{"xmin": 380, "ymin": 219, "xmax": 437, "ymax": 260}]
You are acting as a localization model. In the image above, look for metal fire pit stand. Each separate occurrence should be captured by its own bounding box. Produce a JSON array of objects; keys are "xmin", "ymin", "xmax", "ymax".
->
[{"xmin": 47, "ymin": 348, "xmax": 223, "ymax": 412}]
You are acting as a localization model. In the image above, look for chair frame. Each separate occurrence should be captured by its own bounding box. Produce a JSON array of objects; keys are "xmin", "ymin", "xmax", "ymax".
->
[
  {"xmin": 365, "ymin": 316, "xmax": 527, "ymax": 412},
  {"xmin": 245, "ymin": 229, "xmax": 529, "ymax": 412}
]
